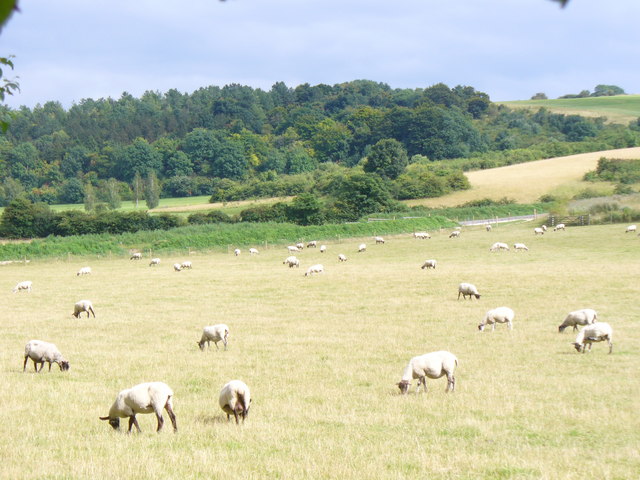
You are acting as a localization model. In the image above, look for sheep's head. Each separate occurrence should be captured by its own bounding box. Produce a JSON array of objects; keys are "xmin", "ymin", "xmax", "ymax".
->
[
  {"xmin": 100, "ymin": 416, "xmax": 120, "ymax": 430},
  {"xmin": 558, "ymin": 325, "xmax": 566, "ymax": 333},
  {"xmin": 59, "ymin": 361, "xmax": 70, "ymax": 371},
  {"xmin": 197, "ymin": 341, "xmax": 205, "ymax": 351},
  {"xmin": 572, "ymin": 342, "xmax": 583, "ymax": 353},
  {"xmin": 397, "ymin": 380, "xmax": 411, "ymax": 394},
  {"xmin": 478, "ymin": 324, "xmax": 485, "ymax": 331},
  {"xmin": 474, "ymin": 294, "xmax": 481, "ymax": 299}
]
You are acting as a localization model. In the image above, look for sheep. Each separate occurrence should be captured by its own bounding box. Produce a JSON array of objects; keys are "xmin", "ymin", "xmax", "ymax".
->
[
  {"xmin": 173, "ymin": 263, "xmax": 182, "ymax": 272},
  {"xmin": 130, "ymin": 252, "xmax": 142, "ymax": 260},
  {"xmin": 421, "ymin": 259, "xmax": 437, "ymax": 269},
  {"xmin": 234, "ymin": 248, "xmax": 241, "ymax": 256},
  {"xmin": 534, "ymin": 227, "xmax": 545, "ymax": 235},
  {"xmin": 554, "ymin": 223, "xmax": 566, "ymax": 231},
  {"xmin": 478, "ymin": 306, "xmax": 514, "ymax": 332},
  {"xmin": 72, "ymin": 300, "xmax": 96, "ymax": 318},
  {"xmin": 338, "ymin": 253, "xmax": 347, "ymax": 262},
  {"xmin": 413, "ymin": 232, "xmax": 431, "ymax": 239},
  {"xmin": 219, "ymin": 380, "xmax": 251, "ymax": 424},
  {"xmin": 197, "ymin": 324, "xmax": 230, "ymax": 351},
  {"xmin": 100, "ymin": 382, "xmax": 177, "ymax": 433},
  {"xmin": 295, "ymin": 242, "xmax": 304, "ymax": 250},
  {"xmin": 485, "ymin": 224, "xmax": 492, "ymax": 232},
  {"xmin": 358, "ymin": 243, "xmax": 366, "ymax": 253},
  {"xmin": 12, "ymin": 280, "xmax": 32, "ymax": 293},
  {"xmin": 625, "ymin": 225, "xmax": 636, "ymax": 233},
  {"xmin": 319, "ymin": 245, "xmax": 327, "ymax": 253},
  {"xmin": 287, "ymin": 245, "xmax": 300, "ymax": 254},
  {"xmin": 307, "ymin": 240, "xmax": 317, "ymax": 248},
  {"xmin": 458, "ymin": 282, "xmax": 480, "ymax": 300},
  {"xmin": 374, "ymin": 236, "xmax": 385, "ymax": 244},
  {"xmin": 513, "ymin": 243, "xmax": 529, "ymax": 251},
  {"xmin": 249, "ymin": 248, "xmax": 259, "ymax": 255},
  {"xmin": 283, "ymin": 255, "xmax": 300, "ymax": 268},
  {"xmin": 558, "ymin": 308, "xmax": 598, "ymax": 333},
  {"xmin": 542, "ymin": 225, "xmax": 548, "ymax": 231},
  {"xmin": 572, "ymin": 322, "xmax": 613, "ymax": 354},
  {"xmin": 149, "ymin": 258, "xmax": 161, "ymax": 267},
  {"xmin": 77, "ymin": 266, "xmax": 92, "ymax": 276},
  {"xmin": 305, "ymin": 264, "xmax": 324, "ymax": 276},
  {"xmin": 449, "ymin": 230, "xmax": 461, "ymax": 238},
  {"xmin": 23, "ymin": 340, "xmax": 70, "ymax": 372},
  {"xmin": 180, "ymin": 261, "xmax": 193, "ymax": 270},
  {"xmin": 397, "ymin": 351, "xmax": 458, "ymax": 394},
  {"xmin": 489, "ymin": 242, "xmax": 509, "ymax": 252}
]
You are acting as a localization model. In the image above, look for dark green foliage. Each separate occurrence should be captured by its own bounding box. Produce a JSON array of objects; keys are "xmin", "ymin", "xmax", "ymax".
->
[
  {"xmin": 584, "ymin": 157, "xmax": 640, "ymax": 184},
  {"xmin": 144, "ymin": 171, "xmax": 161, "ymax": 209},
  {"xmin": 328, "ymin": 173, "xmax": 398, "ymax": 221},
  {"xmin": 58, "ymin": 178, "xmax": 85, "ymax": 204},
  {"xmin": 363, "ymin": 138, "xmax": 408, "ymax": 179},
  {"xmin": 187, "ymin": 210, "xmax": 234, "ymax": 225},
  {"xmin": 285, "ymin": 193, "xmax": 325, "ymax": 226}
]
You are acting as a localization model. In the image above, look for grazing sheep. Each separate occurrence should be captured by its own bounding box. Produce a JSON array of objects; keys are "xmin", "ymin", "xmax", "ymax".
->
[
  {"xmin": 458, "ymin": 282, "xmax": 480, "ymax": 300},
  {"xmin": 358, "ymin": 243, "xmax": 366, "ymax": 253},
  {"xmin": 449, "ymin": 230, "xmax": 461, "ymax": 238},
  {"xmin": 295, "ymin": 242, "xmax": 304, "ymax": 250},
  {"xmin": 375, "ymin": 236, "xmax": 385, "ymax": 244},
  {"xmin": 149, "ymin": 258, "xmax": 161, "ymax": 267},
  {"xmin": 478, "ymin": 306, "xmax": 514, "ymax": 331},
  {"xmin": 625, "ymin": 225, "xmax": 636, "ymax": 233},
  {"xmin": 554, "ymin": 223, "xmax": 566, "ymax": 231},
  {"xmin": 100, "ymin": 382, "xmax": 177, "ymax": 433},
  {"xmin": 219, "ymin": 380, "xmax": 251, "ymax": 424},
  {"xmin": 307, "ymin": 240, "xmax": 317, "ymax": 248},
  {"xmin": 572, "ymin": 322, "xmax": 613, "ymax": 354},
  {"xmin": 421, "ymin": 259, "xmax": 437, "ymax": 269},
  {"xmin": 338, "ymin": 254, "xmax": 347, "ymax": 262},
  {"xmin": 12, "ymin": 280, "xmax": 32, "ymax": 293},
  {"xmin": 72, "ymin": 300, "xmax": 96, "ymax": 318},
  {"xmin": 249, "ymin": 248, "xmax": 259, "ymax": 255},
  {"xmin": 283, "ymin": 255, "xmax": 300, "ymax": 268},
  {"xmin": 513, "ymin": 243, "xmax": 529, "ymax": 251},
  {"xmin": 23, "ymin": 340, "xmax": 70, "ymax": 372},
  {"xmin": 489, "ymin": 242, "xmax": 509, "ymax": 252},
  {"xmin": 130, "ymin": 252, "xmax": 142, "ymax": 260},
  {"xmin": 485, "ymin": 224, "xmax": 492, "ymax": 232},
  {"xmin": 77, "ymin": 266, "xmax": 92, "ymax": 276},
  {"xmin": 413, "ymin": 232, "xmax": 431, "ymax": 239},
  {"xmin": 234, "ymin": 248, "xmax": 241, "ymax": 256},
  {"xmin": 197, "ymin": 324, "xmax": 230, "ymax": 351},
  {"xmin": 287, "ymin": 245, "xmax": 300, "ymax": 253},
  {"xmin": 181, "ymin": 261, "xmax": 193, "ymax": 270},
  {"xmin": 534, "ymin": 227, "xmax": 545, "ymax": 235},
  {"xmin": 319, "ymin": 245, "xmax": 327, "ymax": 253},
  {"xmin": 558, "ymin": 309, "xmax": 598, "ymax": 333},
  {"xmin": 397, "ymin": 351, "xmax": 458, "ymax": 394},
  {"xmin": 305, "ymin": 264, "xmax": 324, "ymax": 276},
  {"xmin": 173, "ymin": 263, "xmax": 182, "ymax": 272}
]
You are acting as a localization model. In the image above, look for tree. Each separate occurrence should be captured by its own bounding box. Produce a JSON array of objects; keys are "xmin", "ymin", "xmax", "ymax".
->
[
  {"xmin": 144, "ymin": 171, "xmax": 160, "ymax": 209},
  {"xmin": 0, "ymin": 55, "xmax": 20, "ymax": 132},
  {"xmin": 329, "ymin": 173, "xmax": 396, "ymax": 221},
  {"xmin": 530, "ymin": 92, "xmax": 548, "ymax": 100},
  {"xmin": 105, "ymin": 178, "xmax": 121, "ymax": 210},
  {"xmin": 84, "ymin": 182, "xmax": 96, "ymax": 211},
  {"xmin": 363, "ymin": 138, "xmax": 408, "ymax": 180},
  {"xmin": 59, "ymin": 177, "xmax": 85, "ymax": 204},
  {"xmin": 285, "ymin": 193, "xmax": 324, "ymax": 226},
  {"xmin": 592, "ymin": 84, "xmax": 626, "ymax": 97},
  {"xmin": 132, "ymin": 172, "xmax": 142, "ymax": 208}
]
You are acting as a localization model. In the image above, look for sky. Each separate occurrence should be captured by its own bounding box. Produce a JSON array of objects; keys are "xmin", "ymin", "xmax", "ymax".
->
[{"xmin": 1, "ymin": 0, "xmax": 638, "ymax": 109}]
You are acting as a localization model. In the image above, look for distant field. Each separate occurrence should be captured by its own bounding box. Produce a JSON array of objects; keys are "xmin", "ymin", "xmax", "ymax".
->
[{"xmin": 498, "ymin": 94, "xmax": 640, "ymax": 125}]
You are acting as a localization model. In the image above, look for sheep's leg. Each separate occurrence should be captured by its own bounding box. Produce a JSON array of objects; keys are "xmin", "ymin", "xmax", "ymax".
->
[
  {"xmin": 48, "ymin": 361, "xmax": 53, "ymax": 372},
  {"xmin": 23, "ymin": 356, "xmax": 28, "ymax": 372},
  {"xmin": 457, "ymin": 292, "xmax": 461, "ymax": 300},
  {"xmin": 446, "ymin": 374, "xmax": 455, "ymax": 393},
  {"xmin": 165, "ymin": 403, "xmax": 177, "ymax": 432},
  {"xmin": 36, "ymin": 361, "xmax": 44, "ymax": 372},
  {"xmin": 155, "ymin": 413, "xmax": 165, "ymax": 432},
  {"xmin": 214, "ymin": 341, "xmax": 219, "ymax": 350},
  {"xmin": 608, "ymin": 340, "xmax": 613, "ymax": 354},
  {"xmin": 129, "ymin": 415, "xmax": 142, "ymax": 433},
  {"xmin": 233, "ymin": 411, "xmax": 239, "ymax": 424}
]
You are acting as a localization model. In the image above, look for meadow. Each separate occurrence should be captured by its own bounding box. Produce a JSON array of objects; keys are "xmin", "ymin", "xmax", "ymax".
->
[{"xmin": 1, "ymin": 221, "xmax": 639, "ymax": 479}]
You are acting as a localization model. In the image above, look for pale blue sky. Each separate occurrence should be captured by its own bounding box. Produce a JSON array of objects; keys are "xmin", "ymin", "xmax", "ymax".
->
[{"xmin": 1, "ymin": 0, "xmax": 638, "ymax": 109}]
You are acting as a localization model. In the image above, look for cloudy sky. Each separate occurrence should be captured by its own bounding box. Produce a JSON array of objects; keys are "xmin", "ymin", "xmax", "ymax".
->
[{"xmin": 1, "ymin": 0, "xmax": 638, "ymax": 109}]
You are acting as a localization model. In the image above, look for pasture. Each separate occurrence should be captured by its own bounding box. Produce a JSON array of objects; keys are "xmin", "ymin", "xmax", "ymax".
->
[{"xmin": 1, "ymin": 222, "xmax": 639, "ymax": 479}]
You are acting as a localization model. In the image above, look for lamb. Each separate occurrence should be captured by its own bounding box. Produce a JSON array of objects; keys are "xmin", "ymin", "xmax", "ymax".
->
[
  {"xmin": 23, "ymin": 340, "xmax": 70, "ymax": 372},
  {"xmin": 295, "ymin": 242, "xmax": 304, "ymax": 250},
  {"xmin": 287, "ymin": 245, "xmax": 300, "ymax": 253},
  {"xmin": 180, "ymin": 261, "xmax": 193, "ymax": 270},
  {"xmin": 338, "ymin": 253, "xmax": 347, "ymax": 262},
  {"xmin": 513, "ymin": 243, "xmax": 529, "ymax": 251},
  {"xmin": 413, "ymin": 232, "xmax": 431, "ymax": 239},
  {"xmin": 458, "ymin": 282, "xmax": 480, "ymax": 300},
  {"xmin": 149, "ymin": 258, "xmax": 161, "ymax": 267},
  {"xmin": 449, "ymin": 230, "xmax": 461, "ymax": 238},
  {"xmin": 478, "ymin": 306, "xmax": 514, "ymax": 331},
  {"xmin": 374, "ymin": 236, "xmax": 385, "ymax": 244},
  {"xmin": 219, "ymin": 380, "xmax": 251, "ymax": 424},
  {"xmin": 307, "ymin": 240, "xmax": 317, "ymax": 248},
  {"xmin": 130, "ymin": 252, "xmax": 142, "ymax": 260},
  {"xmin": 625, "ymin": 225, "xmax": 636, "ymax": 233},
  {"xmin": 319, "ymin": 245, "xmax": 327, "ymax": 253},
  {"xmin": 358, "ymin": 243, "xmax": 366, "ymax": 253},
  {"xmin": 534, "ymin": 227, "xmax": 545, "ymax": 235},
  {"xmin": 558, "ymin": 308, "xmax": 598, "ymax": 333},
  {"xmin": 77, "ymin": 266, "xmax": 92, "ymax": 276},
  {"xmin": 197, "ymin": 324, "xmax": 230, "ymax": 351},
  {"xmin": 234, "ymin": 248, "xmax": 241, "ymax": 256},
  {"xmin": 283, "ymin": 255, "xmax": 300, "ymax": 268},
  {"xmin": 421, "ymin": 259, "xmax": 437, "ymax": 269},
  {"xmin": 100, "ymin": 382, "xmax": 177, "ymax": 433},
  {"xmin": 572, "ymin": 322, "xmax": 613, "ymax": 354},
  {"xmin": 554, "ymin": 223, "xmax": 566, "ymax": 231},
  {"xmin": 397, "ymin": 351, "xmax": 458, "ymax": 394},
  {"xmin": 305, "ymin": 264, "xmax": 324, "ymax": 276},
  {"xmin": 249, "ymin": 248, "xmax": 259, "ymax": 255},
  {"xmin": 12, "ymin": 280, "xmax": 32, "ymax": 293},
  {"xmin": 489, "ymin": 242, "xmax": 509, "ymax": 252},
  {"xmin": 173, "ymin": 263, "xmax": 182, "ymax": 272},
  {"xmin": 72, "ymin": 300, "xmax": 96, "ymax": 318}
]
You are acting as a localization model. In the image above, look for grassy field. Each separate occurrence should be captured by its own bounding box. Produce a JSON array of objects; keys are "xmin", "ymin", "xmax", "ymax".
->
[
  {"xmin": 1, "ymin": 221, "xmax": 639, "ymax": 479},
  {"xmin": 498, "ymin": 94, "xmax": 640, "ymax": 125}
]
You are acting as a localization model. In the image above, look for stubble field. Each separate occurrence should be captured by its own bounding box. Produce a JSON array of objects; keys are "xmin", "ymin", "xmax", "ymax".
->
[{"xmin": 1, "ymin": 222, "xmax": 639, "ymax": 479}]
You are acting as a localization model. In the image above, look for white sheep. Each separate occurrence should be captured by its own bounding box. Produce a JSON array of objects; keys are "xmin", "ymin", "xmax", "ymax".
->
[
  {"xmin": 76, "ymin": 266, "xmax": 92, "ymax": 276},
  {"xmin": 489, "ymin": 242, "xmax": 509, "ymax": 252},
  {"xmin": 23, "ymin": 340, "xmax": 70, "ymax": 372},
  {"xmin": 12, "ymin": 280, "xmax": 32, "ymax": 293},
  {"xmin": 305, "ymin": 264, "xmax": 324, "ymax": 276},
  {"xmin": 130, "ymin": 252, "xmax": 142, "ymax": 260},
  {"xmin": 458, "ymin": 282, "xmax": 480, "ymax": 300},
  {"xmin": 173, "ymin": 263, "xmax": 182, "ymax": 272},
  {"xmin": 249, "ymin": 248, "xmax": 259, "ymax": 255},
  {"xmin": 219, "ymin": 380, "xmax": 251, "ymax": 424},
  {"xmin": 513, "ymin": 243, "xmax": 529, "ymax": 251},
  {"xmin": 421, "ymin": 259, "xmax": 437, "ymax": 269},
  {"xmin": 478, "ymin": 306, "xmax": 514, "ymax": 331},
  {"xmin": 100, "ymin": 382, "xmax": 177, "ymax": 433},
  {"xmin": 542, "ymin": 225, "xmax": 548, "ymax": 231},
  {"xmin": 287, "ymin": 245, "xmax": 300, "ymax": 253},
  {"xmin": 181, "ymin": 261, "xmax": 193, "ymax": 270},
  {"xmin": 295, "ymin": 242, "xmax": 304, "ymax": 250},
  {"xmin": 234, "ymin": 248, "xmax": 241, "ymax": 256},
  {"xmin": 397, "ymin": 351, "xmax": 458, "ymax": 394},
  {"xmin": 338, "ymin": 253, "xmax": 347, "ymax": 262},
  {"xmin": 72, "ymin": 300, "xmax": 96, "ymax": 318},
  {"xmin": 374, "ymin": 236, "xmax": 385, "ymax": 244},
  {"xmin": 449, "ymin": 230, "xmax": 461, "ymax": 238},
  {"xmin": 534, "ymin": 227, "xmax": 545, "ymax": 235},
  {"xmin": 413, "ymin": 232, "xmax": 431, "ymax": 239},
  {"xmin": 197, "ymin": 324, "xmax": 230, "ymax": 351},
  {"xmin": 558, "ymin": 309, "xmax": 598, "ymax": 333},
  {"xmin": 319, "ymin": 245, "xmax": 327, "ymax": 253},
  {"xmin": 572, "ymin": 322, "xmax": 613, "ymax": 354},
  {"xmin": 485, "ymin": 224, "xmax": 492, "ymax": 232},
  {"xmin": 283, "ymin": 255, "xmax": 300, "ymax": 268},
  {"xmin": 554, "ymin": 223, "xmax": 566, "ymax": 231},
  {"xmin": 307, "ymin": 240, "xmax": 317, "ymax": 248},
  {"xmin": 358, "ymin": 243, "xmax": 366, "ymax": 253},
  {"xmin": 625, "ymin": 225, "xmax": 636, "ymax": 233},
  {"xmin": 149, "ymin": 258, "xmax": 161, "ymax": 267}
]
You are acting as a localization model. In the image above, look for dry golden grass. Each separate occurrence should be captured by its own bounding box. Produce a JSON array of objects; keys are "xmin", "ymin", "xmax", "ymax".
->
[
  {"xmin": 408, "ymin": 147, "xmax": 640, "ymax": 208},
  {"xmin": 1, "ymin": 222, "xmax": 639, "ymax": 479}
]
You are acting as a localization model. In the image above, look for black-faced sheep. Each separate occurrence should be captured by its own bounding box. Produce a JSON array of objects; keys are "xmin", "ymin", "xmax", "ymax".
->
[
  {"xmin": 625, "ymin": 225, "xmax": 636, "ymax": 233},
  {"xmin": 421, "ymin": 259, "xmax": 437, "ymax": 269},
  {"xmin": 554, "ymin": 223, "xmax": 566, "ymax": 231},
  {"xmin": 358, "ymin": 243, "xmax": 366, "ymax": 252},
  {"xmin": 76, "ymin": 266, "xmax": 92, "ymax": 276},
  {"xmin": 283, "ymin": 256, "xmax": 300, "ymax": 268},
  {"xmin": 375, "ymin": 236, "xmax": 385, "ymax": 244},
  {"xmin": 197, "ymin": 324, "xmax": 230, "ymax": 351},
  {"xmin": 130, "ymin": 252, "xmax": 142, "ymax": 260},
  {"xmin": 572, "ymin": 322, "xmax": 613, "ymax": 354},
  {"xmin": 23, "ymin": 340, "xmax": 70, "ymax": 372},
  {"xmin": 449, "ymin": 230, "xmax": 461, "ymax": 238},
  {"xmin": 478, "ymin": 306, "xmax": 514, "ymax": 331},
  {"xmin": 149, "ymin": 258, "xmax": 161, "ymax": 266},
  {"xmin": 72, "ymin": 300, "xmax": 95, "ymax": 318},
  {"xmin": 219, "ymin": 380, "xmax": 251, "ymax": 424},
  {"xmin": 338, "ymin": 254, "xmax": 347, "ymax": 262},
  {"xmin": 513, "ymin": 243, "xmax": 529, "ymax": 251},
  {"xmin": 458, "ymin": 282, "xmax": 480, "ymax": 300},
  {"xmin": 397, "ymin": 351, "xmax": 458, "ymax": 394},
  {"xmin": 558, "ymin": 309, "xmax": 597, "ymax": 333},
  {"xmin": 12, "ymin": 280, "xmax": 32, "ymax": 293},
  {"xmin": 305, "ymin": 264, "xmax": 324, "ymax": 276},
  {"xmin": 489, "ymin": 242, "xmax": 509, "ymax": 252}
]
